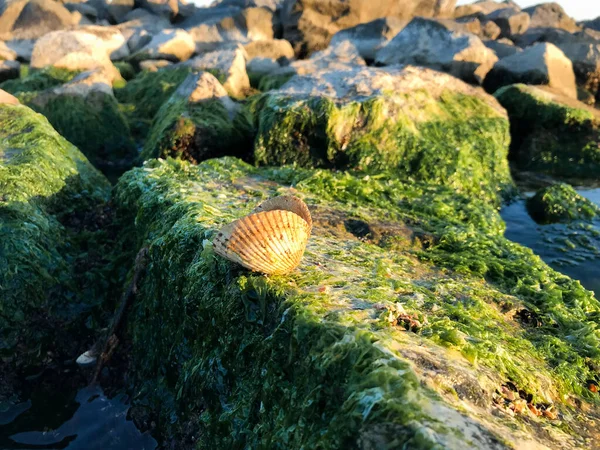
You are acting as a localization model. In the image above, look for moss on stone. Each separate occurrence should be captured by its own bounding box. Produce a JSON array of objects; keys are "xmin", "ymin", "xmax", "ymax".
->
[
  {"xmin": 253, "ymin": 89, "xmax": 515, "ymax": 205},
  {"xmin": 114, "ymin": 67, "xmax": 191, "ymax": 139},
  {"xmin": 0, "ymin": 67, "xmax": 79, "ymax": 95},
  {"xmin": 527, "ymin": 183, "xmax": 600, "ymax": 224},
  {"xmin": 27, "ymin": 92, "xmax": 137, "ymax": 179},
  {"xmin": 114, "ymin": 61, "xmax": 136, "ymax": 81},
  {"xmin": 495, "ymin": 84, "xmax": 600, "ymax": 180},
  {"xmin": 114, "ymin": 157, "xmax": 600, "ymax": 448},
  {"xmin": 141, "ymin": 92, "xmax": 253, "ymax": 164},
  {"xmin": 0, "ymin": 104, "xmax": 112, "ymax": 363}
]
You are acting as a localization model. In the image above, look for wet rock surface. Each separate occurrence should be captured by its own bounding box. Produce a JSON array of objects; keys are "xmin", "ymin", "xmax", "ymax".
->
[{"xmin": 1, "ymin": 0, "xmax": 600, "ymax": 448}]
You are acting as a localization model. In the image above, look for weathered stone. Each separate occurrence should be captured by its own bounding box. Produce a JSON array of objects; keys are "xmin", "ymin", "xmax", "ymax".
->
[
  {"xmin": 132, "ymin": 28, "xmax": 195, "ymax": 63},
  {"xmin": 247, "ymin": 56, "xmax": 280, "ymax": 75},
  {"xmin": 0, "ymin": 0, "xmax": 76, "ymax": 40},
  {"xmin": 31, "ymin": 30, "xmax": 121, "ymax": 83},
  {"xmin": 329, "ymin": 18, "xmax": 408, "ymax": 61},
  {"xmin": 243, "ymin": 39, "xmax": 294, "ymax": 61},
  {"xmin": 253, "ymin": 65, "xmax": 513, "ymax": 204},
  {"xmin": 480, "ymin": 19, "xmax": 501, "ymax": 39},
  {"xmin": 0, "ymin": 40, "xmax": 16, "ymax": 60},
  {"xmin": 182, "ymin": 6, "xmax": 276, "ymax": 53},
  {"xmin": 48, "ymin": 68, "xmax": 114, "ymax": 97},
  {"xmin": 484, "ymin": 43, "xmax": 577, "ymax": 99},
  {"xmin": 455, "ymin": 15, "xmax": 482, "ymax": 35},
  {"xmin": 78, "ymin": 25, "xmax": 130, "ymax": 60},
  {"xmin": 375, "ymin": 17, "xmax": 498, "ymax": 84},
  {"xmin": 581, "ymin": 16, "xmax": 600, "ymax": 32},
  {"xmin": 139, "ymin": 0, "xmax": 179, "ymax": 19},
  {"xmin": 184, "ymin": 45, "xmax": 249, "ymax": 97},
  {"xmin": 97, "ymin": 0, "xmax": 134, "ymax": 23},
  {"xmin": 486, "ymin": 8, "xmax": 530, "ymax": 39},
  {"xmin": 495, "ymin": 83, "xmax": 600, "ymax": 179},
  {"xmin": 126, "ymin": 29, "xmax": 152, "ymax": 53},
  {"xmin": 0, "ymin": 88, "xmax": 18, "ymax": 104},
  {"xmin": 484, "ymin": 38, "xmax": 522, "ymax": 59},
  {"xmin": 281, "ymin": 0, "xmax": 457, "ymax": 56},
  {"xmin": 141, "ymin": 71, "xmax": 251, "ymax": 163},
  {"xmin": 0, "ymin": 59, "xmax": 19, "ymax": 82},
  {"xmin": 3, "ymin": 39, "xmax": 33, "ymax": 61},
  {"xmin": 523, "ymin": 2, "xmax": 580, "ymax": 33},
  {"xmin": 454, "ymin": 0, "xmax": 519, "ymax": 18},
  {"xmin": 64, "ymin": 2, "xmax": 99, "ymax": 21}
]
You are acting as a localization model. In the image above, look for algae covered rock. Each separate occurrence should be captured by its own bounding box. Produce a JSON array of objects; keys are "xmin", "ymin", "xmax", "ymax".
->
[
  {"xmin": 114, "ymin": 66, "xmax": 191, "ymax": 138},
  {"xmin": 495, "ymin": 84, "xmax": 600, "ymax": 180},
  {"xmin": 114, "ymin": 156, "xmax": 600, "ymax": 449},
  {"xmin": 141, "ymin": 71, "xmax": 252, "ymax": 162},
  {"xmin": 527, "ymin": 183, "xmax": 600, "ymax": 224},
  {"xmin": 253, "ymin": 65, "xmax": 514, "ymax": 205},
  {"xmin": 3, "ymin": 68, "xmax": 137, "ymax": 177},
  {"xmin": 0, "ymin": 104, "xmax": 111, "ymax": 362}
]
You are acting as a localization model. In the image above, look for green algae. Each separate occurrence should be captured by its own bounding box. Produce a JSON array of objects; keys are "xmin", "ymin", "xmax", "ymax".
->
[
  {"xmin": 27, "ymin": 92, "xmax": 137, "ymax": 178},
  {"xmin": 495, "ymin": 84, "xmax": 600, "ymax": 180},
  {"xmin": 256, "ymin": 73, "xmax": 293, "ymax": 92},
  {"xmin": 0, "ymin": 67, "xmax": 79, "ymax": 95},
  {"xmin": 527, "ymin": 183, "xmax": 600, "ymax": 224},
  {"xmin": 253, "ymin": 90, "xmax": 515, "ymax": 205},
  {"xmin": 140, "ymin": 89, "xmax": 253, "ymax": 164},
  {"xmin": 0, "ymin": 104, "xmax": 112, "ymax": 362},
  {"xmin": 114, "ymin": 62, "xmax": 136, "ymax": 81},
  {"xmin": 115, "ymin": 157, "xmax": 600, "ymax": 448},
  {"xmin": 114, "ymin": 67, "xmax": 191, "ymax": 139}
]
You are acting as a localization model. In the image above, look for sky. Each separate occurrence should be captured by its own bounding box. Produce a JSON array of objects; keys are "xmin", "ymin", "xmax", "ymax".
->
[{"xmin": 190, "ymin": 0, "xmax": 600, "ymax": 21}]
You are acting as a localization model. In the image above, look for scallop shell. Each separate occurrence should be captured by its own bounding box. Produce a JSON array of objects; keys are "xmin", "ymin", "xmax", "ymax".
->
[{"xmin": 213, "ymin": 196, "xmax": 312, "ymax": 275}]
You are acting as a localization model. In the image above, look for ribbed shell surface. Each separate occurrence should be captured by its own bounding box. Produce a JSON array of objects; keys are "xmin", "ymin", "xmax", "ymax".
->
[{"xmin": 213, "ymin": 200, "xmax": 311, "ymax": 275}]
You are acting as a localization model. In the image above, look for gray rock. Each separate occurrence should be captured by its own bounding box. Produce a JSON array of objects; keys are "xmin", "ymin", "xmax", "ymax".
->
[
  {"xmin": 480, "ymin": 19, "xmax": 501, "ymax": 39},
  {"xmin": 247, "ymin": 56, "xmax": 280, "ymax": 75},
  {"xmin": 273, "ymin": 40, "xmax": 365, "ymax": 78},
  {"xmin": 214, "ymin": 0, "xmax": 284, "ymax": 12},
  {"xmin": 4, "ymin": 39, "xmax": 34, "ymax": 61},
  {"xmin": 484, "ymin": 38, "xmax": 522, "ymax": 59},
  {"xmin": 244, "ymin": 39, "xmax": 294, "ymax": 61},
  {"xmin": 139, "ymin": 59, "xmax": 173, "ymax": 72},
  {"xmin": 65, "ymin": 2, "xmax": 99, "ymax": 21},
  {"xmin": 78, "ymin": 25, "xmax": 130, "ymax": 60},
  {"xmin": 375, "ymin": 17, "xmax": 498, "ymax": 84},
  {"xmin": 175, "ymin": 71, "xmax": 238, "ymax": 115},
  {"xmin": 486, "ymin": 8, "xmax": 530, "ymax": 39},
  {"xmin": 133, "ymin": 28, "xmax": 195, "ymax": 63},
  {"xmin": 454, "ymin": 0, "xmax": 519, "ymax": 18},
  {"xmin": 0, "ymin": 40, "xmax": 16, "ymax": 60},
  {"xmin": 182, "ymin": 6, "xmax": 276, "ymax": 53},
  {"xmin": 281, "ymin": 0, "xmax": 457, "ymax": 57},
  {"xmin": 127, "ymin": 29, "xmax": 153, "ymax": 53},
  {"xmin": 50, "ymin": 68, "xmax": 114, "ymax": 97},
  {"xmin": 330, "ymin": 18, "xmax": 408, "ymax": 61},
  {"xmin": 139, "ymin": 0, "xmax": 179, "ymax": 20},
  {"xmin": 93, "ymin": 0, "xmax": 134, "ymax": 23},
  {"xmin": 30, "ymin": 30, "xmax": 121, "ymax": 83},
  {"xmin": 580, "ymin": 17, "xmax": 600, "ymax": 32},
  {"xmin": 0, "ymin": 59, "xmax": 19, "ymax": 82},
  {"xmin": 0, "ymin": 0, "xmax": 76, "ymax": 39},
  {"xmin": 483, "ymin": 42, "xmax": 577, "ymax": 99},
  {"xmin": 523, "ymin": 2, "xmax": 580, "ymax": 33},
  {"xmin": 183, "ymin": 44, "xmax": 249, "ymax": 96}
]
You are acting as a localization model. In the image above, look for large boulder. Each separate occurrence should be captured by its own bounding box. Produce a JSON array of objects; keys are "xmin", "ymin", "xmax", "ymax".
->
[
  {"xmin": 329, "ymin": 18, "xmax": 408, "ymax": 61},
  {"xmin": 253, "ymin": 65, "xmax": 514, "ymax": 205},
  {"xmin": 243, "ymin": 39, "xmax": 295, "ymax": 61},
  {"xmin": 483, "ymin": 43, "xmax": 577, "ymax": 99},
  {"xmin": 495, "ymin": 83, "xmax": 600, "ymax": 180},
  {"xmin": 30, "ymin": 30, "xmax": 121, "ymax": 83},
  {"xmin": 141, "ymin": 71, "xmax": 252, "ymax": 162},
  {"xmin": 375, "ymin": 17, "xmax": 498, "ymax": 84},
  {"xmin": 113, "ymin": 154, "xmax": 600, "ymax": 449},
  {"xmin": 77, "ymin": 25, "xmax": 130, "ymax": 60},
  {"xmin": 281, "ymin": 0, "xmax": 457, "ymax": 56},
  {"xmin": 0, "ymin": 103, "xmax": 111, "ymax": 363},
  {"xmin": 5, "ymin": 68, "xmax": 137, "ymax": 176},
  {"xmin": 182, "ymin": 6, "xmax": 276, "ymax": 53},
  {"xmin": 484, "ymin": 38, "xmax": 522, "ymax": 59},
  {"xmin": 0, "ymin": 0, "xmax": 76, "ymax": 40},
  {"xmin": 184, "ymin": 45, "xmax": 249, "ymax": 97},
  {"xmin": 523, "ymin": 2, "xmax": 580, "ymax": 33},
  {"xmin": 132, "ymin": 28, "xmax": 196, "ymax": 63},
  {"xmin": 486, "ymin": 7, "xmax": 530, "ymax": 39}
]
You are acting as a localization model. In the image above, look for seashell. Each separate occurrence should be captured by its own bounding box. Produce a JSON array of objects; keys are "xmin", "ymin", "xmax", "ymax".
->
[{"xmin": 213, "ymin": 195, "xmax": 311, "ymax": 275}]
